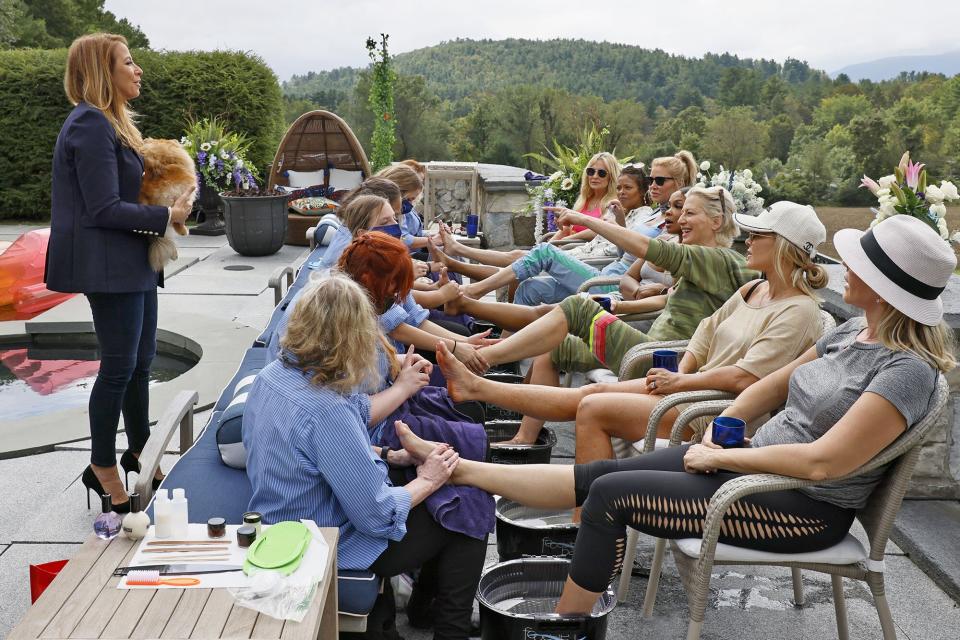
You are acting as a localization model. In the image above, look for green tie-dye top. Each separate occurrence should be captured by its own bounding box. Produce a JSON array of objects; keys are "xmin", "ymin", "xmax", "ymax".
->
[{"xmin": 644, "ymin": 239, "xmax": 760, "ymax": 341}]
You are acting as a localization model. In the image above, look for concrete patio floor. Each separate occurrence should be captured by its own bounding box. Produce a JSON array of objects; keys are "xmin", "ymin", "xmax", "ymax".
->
[{"xmin": 1, "ymin": 225, "xmax": 959, "ymax": 639}]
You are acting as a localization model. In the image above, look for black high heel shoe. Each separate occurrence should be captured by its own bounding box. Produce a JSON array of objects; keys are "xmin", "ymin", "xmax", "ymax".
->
[
  {"xmin": 81, "ymin": 466, "xmax": 131, "ymax": 513},
  {"xmin": 119, "ymin": 450, "xmax": 163, "ymax": 491}
]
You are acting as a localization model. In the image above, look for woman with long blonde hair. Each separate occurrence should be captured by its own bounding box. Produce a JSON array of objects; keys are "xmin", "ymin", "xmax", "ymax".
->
[{"xmin": 46, "ymin": 33, "xmax": 195, "ymax": 513}]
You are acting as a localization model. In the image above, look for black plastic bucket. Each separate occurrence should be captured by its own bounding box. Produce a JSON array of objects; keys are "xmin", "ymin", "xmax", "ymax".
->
[
  {"xmin": 477, "ymin": 558, "xmax": 616, "ymax": 640},
  {"xmin": 495, "ymin": 498, "xmax": 579, "ymax": 560},
  {"xmin": 488, "ymin": 361, "xmax": 521, "ymax": 375},
  {"xmin": 482, "ymin": 372, "xmax": 525, "ymax": 420},
  {"xmin": 485, "ymin": 421, "xmax": 556, "ymax": 464}
]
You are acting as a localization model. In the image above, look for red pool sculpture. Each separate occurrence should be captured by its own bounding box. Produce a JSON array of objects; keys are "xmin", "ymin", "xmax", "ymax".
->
[{"xmin": 0, "ymin": 228, "xmax": 74, "ymax": 314}]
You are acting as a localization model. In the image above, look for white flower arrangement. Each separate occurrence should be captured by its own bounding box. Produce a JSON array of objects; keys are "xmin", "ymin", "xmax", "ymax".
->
[
  {"xmin": 694, "ymin": 161, "xmax": 765, "ymax": 215},
  {"xmin": 862, "ymin": 152, "xmax": 960, "ymax": 241}
]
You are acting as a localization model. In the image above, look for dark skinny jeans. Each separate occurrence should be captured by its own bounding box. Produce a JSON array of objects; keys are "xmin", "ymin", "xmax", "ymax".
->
[{"xmin": 86, "ymin": 289, "xmax": 158, "ymax": 467}]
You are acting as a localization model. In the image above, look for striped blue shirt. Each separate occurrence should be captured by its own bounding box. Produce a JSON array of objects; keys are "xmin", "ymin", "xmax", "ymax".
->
[
  {"xmin": 400, "ymin": 209, "xmax": 424, "ymax": 249},
  {"xmin": 315, "ymin": 226, "xmax": 353, "ymax": 270},
  {"xmin": 242, "ymin": 358, "xmax": 412, "ymax": 570}
]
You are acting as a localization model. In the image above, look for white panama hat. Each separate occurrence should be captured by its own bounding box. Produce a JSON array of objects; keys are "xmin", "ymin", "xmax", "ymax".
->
[
  {"xmin": 833, "ymin": 214, "xmax": 956, "ymax": 326},
  {"xmin": 734, "ymin": 201, "xmax": 826, "ymax": 259}
]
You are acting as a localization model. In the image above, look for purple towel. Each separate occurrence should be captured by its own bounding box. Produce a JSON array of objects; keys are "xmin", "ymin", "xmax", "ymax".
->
[
  {"xmin": 427, "ymin": 307, "xmax": 475, "ymax": 333},
  {"xmin": 380, "ymin": 386, "xmax": 494, "ymax": 540},
  {"xmin": 428, "ymin": 268, "xmax": 464, "ymax": 285}
]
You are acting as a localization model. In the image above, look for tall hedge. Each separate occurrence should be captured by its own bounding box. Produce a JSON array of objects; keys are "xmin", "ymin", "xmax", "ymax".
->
[{"xmin": 0, "ymin": 48, "xmax": 284, "ymax": 220}]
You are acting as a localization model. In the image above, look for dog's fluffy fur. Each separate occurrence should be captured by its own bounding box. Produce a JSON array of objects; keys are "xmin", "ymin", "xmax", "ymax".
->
[{"xmin": 139, "ymin": 138, "xmax": 196, "ymax": 271}]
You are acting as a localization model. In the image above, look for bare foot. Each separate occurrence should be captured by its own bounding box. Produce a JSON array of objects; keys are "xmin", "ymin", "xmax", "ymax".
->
[
  {"xmin": 395, "ymin": 420, "xmax": 442, "ymax": 464},
  {"xmin": 436, "ymin": 341, "xmax": 482, "ymax": 403},
  {"xmin": 437, "ymin": 270, "xmax": 460, "ymax": 304},
  {"xmin": 438, "ymin": 223, "xmax": 463, "ymax": 258},
  {"xmin": 444, "ymin": 291, "xmax": 466, "ymax": 316},
  {"xmin": 490, "ymin": 435, "xmax": 538, "ymax": 447},
  {"xmin": 90, "ymin": 464, "xmax": 130, "ymax": 506},
  {"xmin": 460, "ymin": 282, "xmax": 484, "ymax": 300}
]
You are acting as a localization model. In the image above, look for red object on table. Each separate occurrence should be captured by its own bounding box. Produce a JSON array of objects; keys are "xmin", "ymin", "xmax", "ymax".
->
[{"xmin": 29, "ymin": 560, "xmax": 69, "ymax": 603}]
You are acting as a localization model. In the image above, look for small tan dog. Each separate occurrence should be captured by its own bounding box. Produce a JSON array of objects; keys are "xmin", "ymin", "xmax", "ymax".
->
[{"xmin": 139, "ymin": 138, "xmax": 196, "ymax": 271}]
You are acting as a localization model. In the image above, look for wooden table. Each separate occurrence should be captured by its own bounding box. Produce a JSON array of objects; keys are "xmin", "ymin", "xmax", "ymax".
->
[{"xmin": 9, "ymin": 529, "xmax": 339, "ymax": 640}]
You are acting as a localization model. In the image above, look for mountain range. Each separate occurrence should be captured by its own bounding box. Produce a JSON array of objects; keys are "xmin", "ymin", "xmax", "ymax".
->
[{"xmin": 832, "ymin": 50, "xmax": 960, "ymax": 81}]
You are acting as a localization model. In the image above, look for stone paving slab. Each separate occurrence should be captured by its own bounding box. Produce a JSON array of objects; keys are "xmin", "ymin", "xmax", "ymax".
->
[
  {"xmin": 159, "ymin": 244, "xmax": 306, "ymax": 296},
  {"xmin": 0, "ymin": 451, "xmax": 90, "ymax": 545},
  {"xmin": 0, "ymin": 543, "xmax": 82, "ymax": 640},
  {"xmin": 892, "ymin": 500, "xmax": 960, "ymax": 603}
]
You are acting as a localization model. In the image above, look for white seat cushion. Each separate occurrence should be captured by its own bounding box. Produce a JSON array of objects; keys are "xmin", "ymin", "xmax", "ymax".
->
[
  {"xmin": 674, "ymin": 532, "xmax": 867, "ymax": 566},
  {"xmin": 632, "ymin": 438, "xmax": 671, "ymax": 453},
  {"xmin": 586, "ymin": 368, "xmax": 618, "ymax": 384}
]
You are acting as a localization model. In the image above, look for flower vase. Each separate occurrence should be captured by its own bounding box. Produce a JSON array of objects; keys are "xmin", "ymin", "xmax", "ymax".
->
[{"xmin": 191, "ymin": 183, "xmax": 226, "ymax": 236}]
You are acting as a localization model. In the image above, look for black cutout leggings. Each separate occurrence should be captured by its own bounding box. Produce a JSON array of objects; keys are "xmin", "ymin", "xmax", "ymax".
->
[{"xmin": 570, "ymin": 445, "xmax": 856, "ymax": 592}]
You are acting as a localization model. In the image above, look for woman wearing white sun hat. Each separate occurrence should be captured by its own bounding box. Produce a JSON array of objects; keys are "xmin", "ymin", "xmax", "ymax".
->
[{"xmin": 386, "ymin": 213, "xmax": 957, "ymax": 616}]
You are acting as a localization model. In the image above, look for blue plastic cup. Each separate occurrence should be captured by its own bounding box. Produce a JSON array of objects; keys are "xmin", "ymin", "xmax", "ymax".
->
[
  {"xmin": 466, "ymin": 214, "xmax": 479, "ymax": 238},
  {"xmin": 595, "ymin": 296, "xmax": 613, "ymax": 312},
  {"xmin": 711, "ymin": 416, "xmax": 746, "ymax": 448},
  {"xmin": 651, "ymin": 349, "xmax": 679, "ymax": 372}
]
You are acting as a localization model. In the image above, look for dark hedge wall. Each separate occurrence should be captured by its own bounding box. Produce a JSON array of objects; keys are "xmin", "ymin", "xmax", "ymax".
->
[{"xmin": 0, "ymin": 48, "xmax": 284, "ymax": 220}]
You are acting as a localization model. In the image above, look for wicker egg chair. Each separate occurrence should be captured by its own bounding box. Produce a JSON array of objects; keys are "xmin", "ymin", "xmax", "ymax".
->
[
  {"xmin": 267, "ymin": 110, "xmax": 371, "ymax": 191},
  {"xmin": 268, "ymin": 110, "xmax": 371, "ymax": 245}
]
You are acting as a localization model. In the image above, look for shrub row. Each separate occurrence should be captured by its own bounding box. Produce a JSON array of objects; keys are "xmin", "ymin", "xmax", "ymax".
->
[{"xmin": 0, "ymin": 48, "xmax": 284, "ymax": 220}]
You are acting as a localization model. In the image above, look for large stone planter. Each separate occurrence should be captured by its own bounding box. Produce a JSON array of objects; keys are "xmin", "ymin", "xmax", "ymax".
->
[{"xmin": 220, "ymin": 193, "xmax": 288, "ymax": 256}]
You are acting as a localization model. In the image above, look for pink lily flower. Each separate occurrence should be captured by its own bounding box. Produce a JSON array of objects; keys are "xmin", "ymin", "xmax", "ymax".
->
[
  {"xmin": 905, "ymin": 161, "xmax": 925, "ymax": 190},
  {"xmin": 860, "ymin": 175, "xmax": 881, "ymax": 195}
]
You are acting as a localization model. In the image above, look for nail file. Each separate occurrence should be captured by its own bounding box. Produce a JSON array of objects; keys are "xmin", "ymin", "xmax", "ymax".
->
[
  {"xmin": 146, "ymin": 540, "xmax": 231, "ymax": 546},
  {"xmin": 113, "ymin": 563, "xmax": 242, "ymax": 577},
  {"xmin": 142, "ymin": 547, "xmax": 231, "ymax": 554},
  {"xmin": 136, "ymin": 555, "xmax": 232, "ymax": 562}
]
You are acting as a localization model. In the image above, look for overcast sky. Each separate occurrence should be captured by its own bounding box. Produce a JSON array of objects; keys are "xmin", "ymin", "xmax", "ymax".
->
[{"xmin": 104, "ymin": 0, "xmax": 960, "ymax": 81}]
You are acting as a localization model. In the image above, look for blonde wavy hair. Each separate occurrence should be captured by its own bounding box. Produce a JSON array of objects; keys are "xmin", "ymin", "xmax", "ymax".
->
[
  {"xmin": 376, "ymin": 164, "xmax": 423, "ymax": 198},
  {"xmin": 684, "ymin": 186, "xmax": 739, "ymax": 247},
  {"xmin": 771, "ymin": 237, "xmax": 829, "ymax": 300},
  {"xmin": 280, "ymin": 275, "xmax": 383, "ymax": 393},
  {"xmin": 873, "ymin": 307, "xmax": 957, "ymax": 373},
  {"xmin": 64, "ymin": 33, "xmax": 143, "ymax": 152},
  {"xmin": 651, "ymin": 150, "xmax": 698, "ymax": 189},
  {"xmin": 573, "ymin": 152, "xmax": 620, "ymax": 212}
]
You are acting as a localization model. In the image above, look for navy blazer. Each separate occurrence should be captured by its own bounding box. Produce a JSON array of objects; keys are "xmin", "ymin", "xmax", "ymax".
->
[{"xmin": 45, "ymin": 102, "xmax": 170, "ymax": 294}]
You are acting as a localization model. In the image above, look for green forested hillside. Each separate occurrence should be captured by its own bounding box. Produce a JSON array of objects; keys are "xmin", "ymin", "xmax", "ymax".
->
[
  {"xmin": 285, "ymin": 37, "xmax": 821, "ymax": 106},
  {"xmin": 283, "ymin": 38, "xmax": 960, "ymax": 207}
]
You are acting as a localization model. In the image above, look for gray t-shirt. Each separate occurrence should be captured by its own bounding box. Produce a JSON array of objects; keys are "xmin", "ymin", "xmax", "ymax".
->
[{"xmin": 750, "ymin": 317, "xmax": 937, "ymax": 509}]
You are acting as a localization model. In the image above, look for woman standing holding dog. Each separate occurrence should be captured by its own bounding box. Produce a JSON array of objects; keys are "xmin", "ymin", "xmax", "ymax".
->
[{"xmin": 46, "ymin": 34, "xmax": 195, "ymax": 512}]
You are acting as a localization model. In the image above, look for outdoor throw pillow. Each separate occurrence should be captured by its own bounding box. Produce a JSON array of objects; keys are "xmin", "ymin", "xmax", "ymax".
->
[
  {"xmin": 288, "ymin": 196, "xmax": 339, "ymax": 216},
  {"xmin": 287, "ymin": 169, "xmax": 324, "ymax": 189},
  {"xmin": 313, "ymin": 213, "xmax": 341, "ymax": 246},
  {"xmin": 329, "ymin": 168, "xmax": 364, "ymax": 192},
  {"xmin": 216, "ymin": 373, "xmax": 259, "ymax": 469}
]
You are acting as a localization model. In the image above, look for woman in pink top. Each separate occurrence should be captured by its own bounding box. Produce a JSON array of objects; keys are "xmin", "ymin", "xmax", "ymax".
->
[{"xmin": 554, "ymin": 151, "xmax": 620, "ymax": 239}]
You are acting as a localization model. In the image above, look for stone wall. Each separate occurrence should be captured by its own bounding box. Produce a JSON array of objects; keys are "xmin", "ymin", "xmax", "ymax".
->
[{"xmin": 428, "ymin": 176, "xmax": 473, "ymax": 221}]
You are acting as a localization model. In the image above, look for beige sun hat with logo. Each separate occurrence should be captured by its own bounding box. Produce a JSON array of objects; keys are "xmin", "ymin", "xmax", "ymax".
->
[
  {"xmin": 734, "ymin": 201, "xmax": 826, "ymax": 259},
  {"xmin": 833, "ymin": 214, "xmax": 956, "ymax": 326}
]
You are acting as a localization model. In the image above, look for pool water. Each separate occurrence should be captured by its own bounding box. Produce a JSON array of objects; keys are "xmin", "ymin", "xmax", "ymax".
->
[{"xmin": 0, "ymin": 342, "xmax": 196, "ymax": 421}]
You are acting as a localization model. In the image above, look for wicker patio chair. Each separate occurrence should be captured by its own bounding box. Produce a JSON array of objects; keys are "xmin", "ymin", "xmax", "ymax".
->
[
  {"xmin": 642, "ymin": 374, "xmax": 948, "ymax": 640},
  {"xmin": 613, "ymin": 309, "xmax": 836, "ymax": 601}
]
